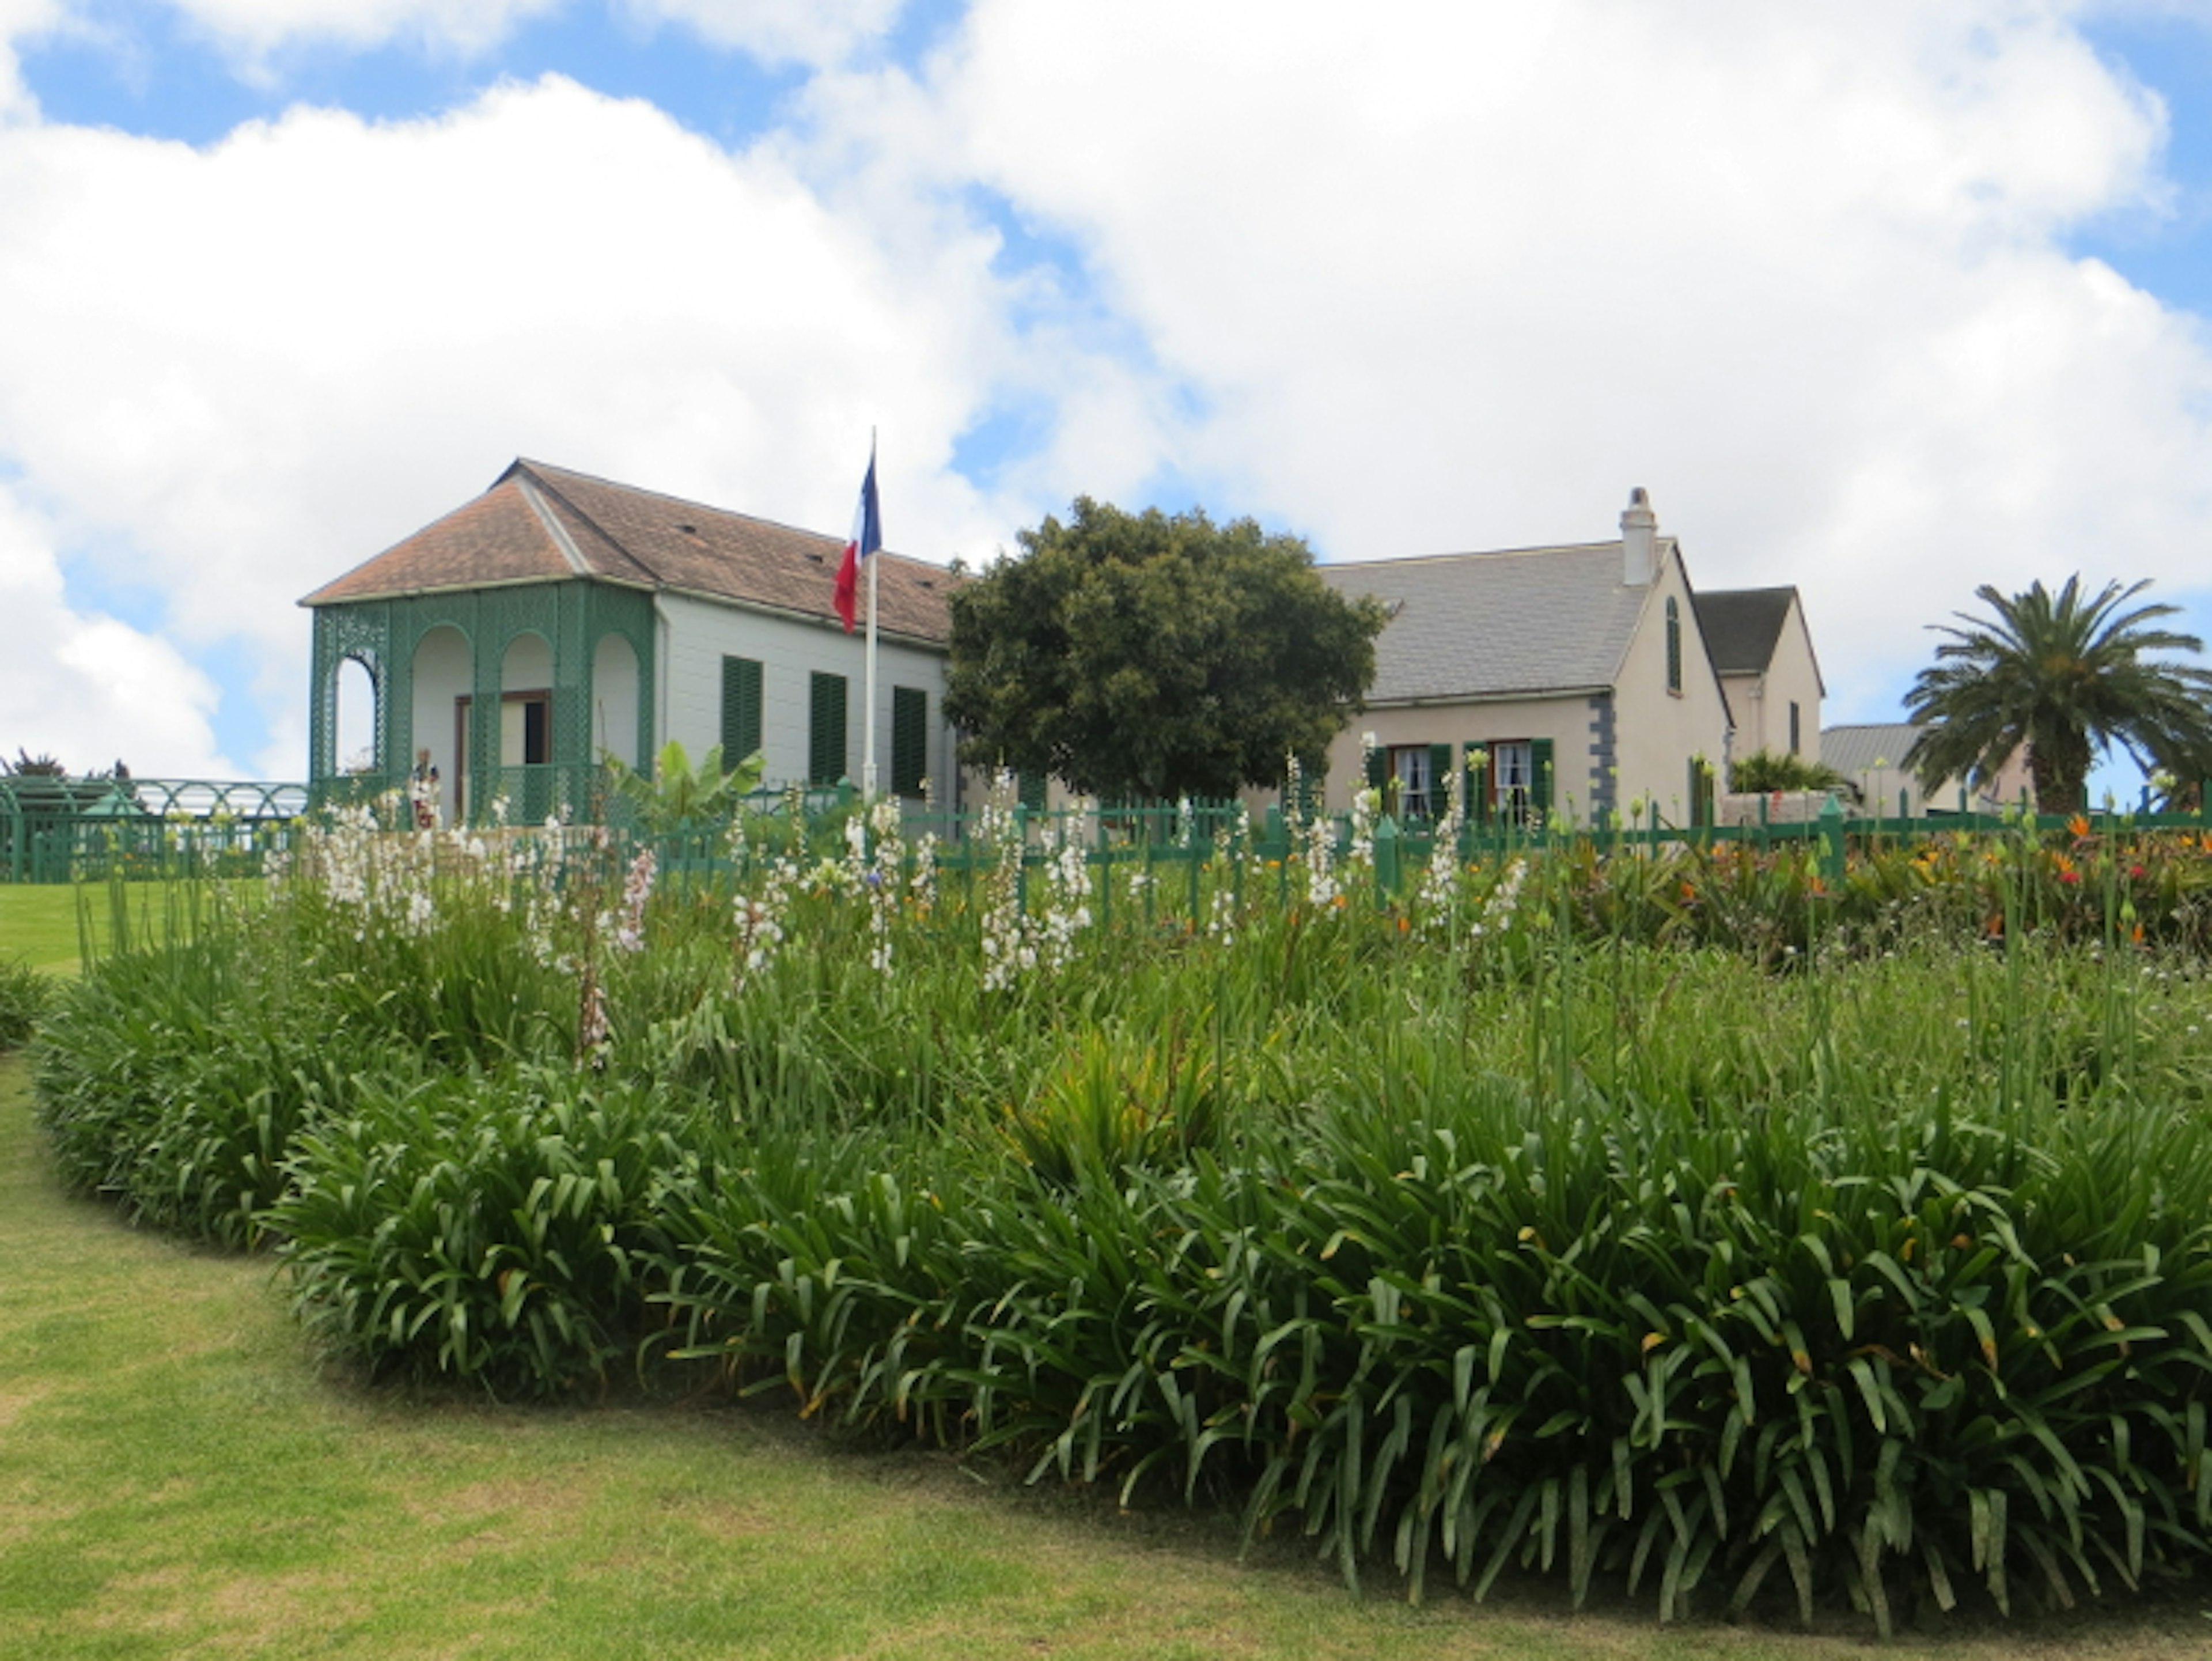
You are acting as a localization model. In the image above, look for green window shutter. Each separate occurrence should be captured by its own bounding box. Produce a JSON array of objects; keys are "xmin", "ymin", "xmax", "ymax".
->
[
  {"xmin": 719, "ymin": 656, "xmax": 762, "ymax": 766},
  {"xmin": 1531, "ymin": 737, "xmax": 1555, "ymax": 817},
  {"xmin": 1665, "ymin": 598, "xmax": 1682, "ymax": 694},
  {"xmin": 1466, "ymin": 742, "xmax": 1491, "ymax": 827},
  {"xmin": 1018, "ymin": 769, "xmax": 1047, "ymax": 811},
  {"xmin": 1426, "ymin": 743, "xmax": 1455, "ymax": 818},
  {"xmin": 891, "ymin": 686, "xmax": 927, "ymax": 797},
  {"xmin": 1364, "ymin": 746, "xmax": 1388, "ymax": 790},
  {"xmin": 808, "ymin": 671, "xmax": 847, "ymax": 786}
]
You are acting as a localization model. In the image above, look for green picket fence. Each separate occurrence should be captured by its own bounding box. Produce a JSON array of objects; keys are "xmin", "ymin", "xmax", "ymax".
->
[{"xmin": 7, "ymin": 769, "xmax": 2210, "ymax": 889}]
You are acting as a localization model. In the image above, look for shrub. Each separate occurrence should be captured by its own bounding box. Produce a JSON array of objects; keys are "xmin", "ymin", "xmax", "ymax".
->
[
  {"xmin": 0, "ymin": 955, "xmax": 49, "ymax": 1050},
  {"xmin": 272, "ymin": 1066, "xmax": 712, "ymax": 1397}
]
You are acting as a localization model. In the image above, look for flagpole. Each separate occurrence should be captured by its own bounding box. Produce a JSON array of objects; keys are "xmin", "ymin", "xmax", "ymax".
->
[{"xmin": 862, "ymin": 429, "xmax": 879, "ymax": 799}]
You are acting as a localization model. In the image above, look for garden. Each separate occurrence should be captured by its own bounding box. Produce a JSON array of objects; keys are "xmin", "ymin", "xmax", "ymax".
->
[{"xmin": 15, "ymin": 780, "xmax": 2212, "ymax": 1641}]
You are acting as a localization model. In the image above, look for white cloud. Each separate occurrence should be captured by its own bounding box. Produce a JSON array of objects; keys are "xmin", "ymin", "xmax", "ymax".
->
[
  {"xmin": 0, "ymin": 73, "xmax": 1033, "ymax": 773},
  {"xmin": 157, "ymin": 0, "xmax": 563, "ymax": 65},
  {"xmin": 873, "ymin": 0, "xmax": 2212, "ymax": 716},
  {"xmin": 7, "ymin": 3, "xmax": 2212, "ymax": 778},
  {"xmin": 0, "ymin": 0, "xmax": 69, "ymax": 122},
  {"xmin": 619, "ymin": 0, "xmax": 904, "ymax": 68},
  {"xmin": 0, "ymin": 485, "xmax": 233, "ymax": 774}
]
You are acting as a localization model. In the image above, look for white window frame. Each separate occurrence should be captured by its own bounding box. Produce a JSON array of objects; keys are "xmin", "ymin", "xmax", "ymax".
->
[
  {"xmin": 1492, "ymin": 739, "xmax": 1533, "ymax": 823},
  {"xmin": 1388, "ymin": 745, "xmax": 1433, "ymax": 820}
]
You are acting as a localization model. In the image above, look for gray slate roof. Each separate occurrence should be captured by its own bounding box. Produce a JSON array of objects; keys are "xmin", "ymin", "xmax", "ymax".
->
[
  {"xmin": 1316, "ymin": 541, "xmax": 1666, "ymax": 702},
  {"xmin": 1819, "ymin": 723, "xmax": 1924, "ymax": 775},
  {"xmin": 1694, "ymin": 587, "xmax": 1797, "ymax": 676}
]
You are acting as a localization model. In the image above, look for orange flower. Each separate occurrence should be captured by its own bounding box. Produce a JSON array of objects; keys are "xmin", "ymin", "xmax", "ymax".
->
[{"xmin": 2068, "ymin": 813, "xmax": 2092, "ymax": 840}]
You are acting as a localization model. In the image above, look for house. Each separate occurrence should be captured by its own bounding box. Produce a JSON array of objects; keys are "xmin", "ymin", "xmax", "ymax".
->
[
  {"xmin": 1313, "ymin": 489, "xmax": 1735, "ymax": 827},
  {"xmin": 1820, "ymin": 722, "xmax": 2034, "ymax": 817},
  {"xmin": 1693, "ymin": 586, "xmax": 1824, "ymax": 765},
  {"xmin": 301, "ymin": 460, "xmax": 961, "ymax": 821}
]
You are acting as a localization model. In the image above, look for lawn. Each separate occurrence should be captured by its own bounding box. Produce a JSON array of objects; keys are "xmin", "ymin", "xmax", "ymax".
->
[
  {"xmin": 0, "ymin": 880, "xmax": 212, "ymax": 976},
  {"xmin": 6, "ymin": 1052, "xmax": 2212, "ymax": 1660}
]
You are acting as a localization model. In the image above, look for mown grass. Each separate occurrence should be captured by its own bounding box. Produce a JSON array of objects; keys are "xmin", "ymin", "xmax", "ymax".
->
[
  {"xmin": 0, "ymin": 880, "xmax": 198, "ymax": 975},
  {"xmin": 12, "ymin": 1053, "xmax": 2212, "ymax": 1660}
]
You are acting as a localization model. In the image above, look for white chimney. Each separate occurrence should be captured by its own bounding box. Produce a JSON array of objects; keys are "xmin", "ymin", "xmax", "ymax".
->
[{"xmin": 1621, "ymin": 487, "xmax": 1657, "ymax": 587}]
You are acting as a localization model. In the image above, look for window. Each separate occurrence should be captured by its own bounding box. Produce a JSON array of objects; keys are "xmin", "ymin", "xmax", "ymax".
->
[
  {"xmin": 891, "ymin": 685, "xmax": 928, "ymax": 797},
  {"xmin": 1388, "ymin": 745, "xmax": 1432, "ymax": 819},
  {"xmin": 808, "ymin": 671, "xmax": 847, "ymax": 785},
  {"xmin": 1484, "ymin": 737, "xmax": 1555, "ymax": 826},
  {"xmin": 720, "ymin": 656, "xmax": 762, "ymax": 766},
  {"xmin": 1789, "ymin": 699, "xmax": 1801, "ymax": 756},
  {"xmin": 1665, "ymin": 597, "xmax": 1682, "ymax": 695},
  {"xmin": 1493, "ymin": 740, "xmax": 1533, "ymax": 822}
]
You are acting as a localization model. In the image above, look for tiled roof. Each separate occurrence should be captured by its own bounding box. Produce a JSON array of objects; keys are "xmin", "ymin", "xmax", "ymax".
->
[
  {"xmin": 1316, "ymin": 540, "xmax": 1665, "ymax": 702},
  {"xmin": 301, "ymin": 459, "xmax": 958, "ymax": 644},
  {"xmin": 1693, "ymin": 587, "xmax": 1797, "ymax": 676}
]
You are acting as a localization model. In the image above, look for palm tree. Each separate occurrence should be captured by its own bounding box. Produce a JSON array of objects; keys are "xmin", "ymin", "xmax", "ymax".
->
[{"xmin": 1904, "ymin": 576, "xmax": 2212, "ymax": 816}]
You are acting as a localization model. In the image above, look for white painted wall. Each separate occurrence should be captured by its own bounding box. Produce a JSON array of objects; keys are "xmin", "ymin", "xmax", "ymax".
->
[
  {"xmin": 1321, "ymin": 699, "xmax": 1603, "ymax": 820},
  {"xmin": 656, "ymin": 592, "xmax": 954, "ymax": 793},
  {"xmin": 501, "ymin": 631, "xmax": 551, "ymax": 694},
  {"xmin": 1721, "ymin": 597, "xmax": 1825, "ymax": 763},
  {"xmin": 592, "ymin": 633, "xmax": 641, "ymax": 769},
  {"xmin": 1611, "ymin": 552, "xmax": 1733, "ymax": 821},
  {"xmin": 410, "ymin": 624, "xmax": 470, "ymax": 821}
]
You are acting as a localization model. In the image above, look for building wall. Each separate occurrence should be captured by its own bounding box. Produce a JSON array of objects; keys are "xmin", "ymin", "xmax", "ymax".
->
[
  {"xmin": 1609, "ymin": 553, "xmax": 1734, "ymax": 821},
  {"xmin": 1721, "ymin": 599, "xmax": 1824, "ymax": 763},
  {"xmin": 657, "ymin": 591, "xmax": 955, "ymax": 795},
  {"xmin": 1318, "ymin": 697, "xmax": 1605, "ymax": 820}
]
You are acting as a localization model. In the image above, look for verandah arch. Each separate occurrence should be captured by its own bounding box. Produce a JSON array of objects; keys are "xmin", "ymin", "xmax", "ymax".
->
[{"xmin": 308, "ymin": 581, "xmax": 656, "ymax": 818}]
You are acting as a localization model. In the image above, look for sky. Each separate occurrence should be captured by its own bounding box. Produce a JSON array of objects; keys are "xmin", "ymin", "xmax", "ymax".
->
[{"xmin": 2, "ymin": 1, "xmax": 2210, "ymax": 801}]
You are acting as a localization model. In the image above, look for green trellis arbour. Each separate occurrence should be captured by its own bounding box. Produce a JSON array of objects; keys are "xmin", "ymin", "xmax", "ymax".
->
[{"xmin": 307, "ymin": 578, "xmax": 656, "ymax": 825}]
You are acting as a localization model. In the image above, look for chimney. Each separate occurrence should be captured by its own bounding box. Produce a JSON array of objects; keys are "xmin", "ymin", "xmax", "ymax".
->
[{"xmin": 1620, "ymin": 487, "xmax": 1657, "ymax": 586}]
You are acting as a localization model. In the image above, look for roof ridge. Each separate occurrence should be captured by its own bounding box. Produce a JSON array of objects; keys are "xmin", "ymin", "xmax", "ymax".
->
[
  {"xmin": 514, "ymin": 456, "xmax": 951, "ymax": 572},
  {"xmin": 1325, "ymin": 539, "xmax": 1624, "ymax": 572},
  {"xmin": 511, "ymin": 460, "xmax": 665, "ymax": 587}
]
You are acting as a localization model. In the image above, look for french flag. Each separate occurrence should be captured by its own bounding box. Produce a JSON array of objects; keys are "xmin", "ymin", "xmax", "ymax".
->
[{"xmin": 834, "ymin": 451, "xmax": 882, "ymax": 633}]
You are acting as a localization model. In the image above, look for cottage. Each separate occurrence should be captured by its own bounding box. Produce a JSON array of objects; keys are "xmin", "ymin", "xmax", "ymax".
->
[
  {"xmin": 1313, "ymin": 490, "xmax": 1737, "ymax": 827},
  {"xmin": 1692, "ymin": 585, "xmax": 1824, "ymax": 765},
  {"xmin": 302, "ymin": 460, "xmax": 960, "ymax": 821}
]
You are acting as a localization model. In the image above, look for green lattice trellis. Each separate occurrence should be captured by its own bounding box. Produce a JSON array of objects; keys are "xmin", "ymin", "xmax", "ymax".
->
[{"xmin": 308, "ymin": 580, "xmax": 656, "ymax": 819}]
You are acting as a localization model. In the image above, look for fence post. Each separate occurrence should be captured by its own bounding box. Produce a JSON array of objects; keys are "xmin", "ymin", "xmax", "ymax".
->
[
  {"xmin": 1818, "ymin": 792, "xmax": 1846, "ymax": 886},
  {"xmin": 1373, "ymin": 814, "xmax": 1400, "ymax": 905}
]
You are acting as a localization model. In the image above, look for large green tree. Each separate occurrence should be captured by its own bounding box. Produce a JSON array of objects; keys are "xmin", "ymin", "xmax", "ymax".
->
[
  {"xmin": 1903, "ymin": 575, "xmax": 2212, "ymax": 816},
  {"xmin": 945, "ymin": 498, "xmax": 1387, "ymax": 801}
]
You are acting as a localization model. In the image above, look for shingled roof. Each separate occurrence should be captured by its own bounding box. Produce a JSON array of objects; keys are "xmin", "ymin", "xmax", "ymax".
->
[
  {"xmin": 1692, "ymin": 587, "xmax": 1798, "ymax": 677},
  {"xmin": 1315, "ymin": 540, "xmax": 1671, "ymax": 702},
  {"xmin": 300, "ymin": 460, "xmax": 958, "ymax": 644}
]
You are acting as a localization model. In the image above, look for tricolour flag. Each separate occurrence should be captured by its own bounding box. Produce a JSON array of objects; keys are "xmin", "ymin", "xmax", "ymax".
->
[{"xmin": 833, "ymin": 451, "xmax": 882, "ymax": 633}]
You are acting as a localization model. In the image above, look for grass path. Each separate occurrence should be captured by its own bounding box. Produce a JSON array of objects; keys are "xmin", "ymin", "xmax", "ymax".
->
[{"xmin": 4, "ymin": 1054, "xmax": 2211, "ymax": 1659}]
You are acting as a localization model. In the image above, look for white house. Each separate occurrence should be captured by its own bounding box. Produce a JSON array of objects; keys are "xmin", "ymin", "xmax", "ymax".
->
[
  {"xmin": 1693, "ymin": 587, "xmax": 1824, "ymax": 766},
  {"xmin": 302, "ymin": 459, "xmax": 961, "ymax": 819},
  {"xmin": 1313, "ymin": 490, "xmax": 1737, "ymax": 827}
]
